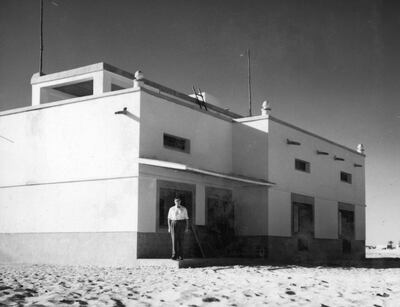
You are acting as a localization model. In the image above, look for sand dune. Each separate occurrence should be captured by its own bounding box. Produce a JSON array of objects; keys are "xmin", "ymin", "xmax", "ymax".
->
[{"xmin": 0, "ymin": 263, "xmax": 399, "ymax": 306}]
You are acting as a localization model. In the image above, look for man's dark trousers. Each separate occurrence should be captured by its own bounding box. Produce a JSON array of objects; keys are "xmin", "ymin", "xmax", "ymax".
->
[{"xmin": 171, "ymin": 220, "xmax": 186, "ymax": 258}]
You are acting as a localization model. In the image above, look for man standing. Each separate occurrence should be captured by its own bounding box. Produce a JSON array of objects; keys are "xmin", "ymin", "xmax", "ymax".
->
[{"xmin": 168, "ymin": 196, "xmax": 189, "ymax": 260}]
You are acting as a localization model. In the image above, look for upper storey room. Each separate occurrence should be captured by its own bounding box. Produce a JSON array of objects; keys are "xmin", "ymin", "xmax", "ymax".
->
[{"xmin": 31, "ymin": 63, "xmax": 135, "ymax": 106}]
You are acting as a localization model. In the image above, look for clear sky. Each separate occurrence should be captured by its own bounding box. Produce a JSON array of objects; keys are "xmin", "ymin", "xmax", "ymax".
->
[{"xmin": 0, "ymin": 0, "xmax": 399, "ymax": 245}]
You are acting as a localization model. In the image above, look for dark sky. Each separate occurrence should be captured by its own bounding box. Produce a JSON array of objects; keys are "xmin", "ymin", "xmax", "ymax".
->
[{"xmin": 0, "ymin": 0, "xmax": 399, "ymax": 244}]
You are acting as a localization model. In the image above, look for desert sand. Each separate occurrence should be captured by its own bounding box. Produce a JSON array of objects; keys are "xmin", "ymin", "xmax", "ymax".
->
[{"xmin": 1, "ymin": 263, "xmax": 399, "ymax": 306}]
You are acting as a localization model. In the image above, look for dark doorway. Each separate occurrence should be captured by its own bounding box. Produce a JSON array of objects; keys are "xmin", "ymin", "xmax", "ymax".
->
[
  {"xmin": 157, "ymin": 180, "xmax": 195, "ymax": 230},
  {"xmin": 206, "ymin": 188, "xmax": 234, "ymax": 234},
  {"xmin": 293, "ymin": 202, "xmax": 314, "ymax": 251},
  {"xmin": 339, "ymin": 209, "xmax": 355, "ymax": 253},
  {"xmin": 204, "ymin": 187, "xmax": 234, "ymax": 254}
]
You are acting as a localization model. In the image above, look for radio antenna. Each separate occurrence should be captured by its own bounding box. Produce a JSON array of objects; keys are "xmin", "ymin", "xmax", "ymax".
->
[{"xmin": 39, "ymin": 0, "xmax": 44, "ymax": 76}]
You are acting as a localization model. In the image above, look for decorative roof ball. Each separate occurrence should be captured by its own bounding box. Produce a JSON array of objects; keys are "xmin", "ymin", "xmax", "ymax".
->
[
  {"xmin": 134, "ymin": 70, "xmax": 144, "ymax": 80},
  {"xmin": 357, "ymin": 144, "xmax": 365, "ymax": 154},
  {"xmin": 261, "ymin": 100, "xmax": 271, "ymax": 115}
]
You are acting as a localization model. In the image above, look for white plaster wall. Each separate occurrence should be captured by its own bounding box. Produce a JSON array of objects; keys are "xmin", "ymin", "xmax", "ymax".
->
[
  {"xmin": 268, "ymin": 119, "xmax": 365, "ymax": 204},
  {"xmin": 267, "ymin": 118, "xmax": 366, "ymax": 239},
  {"xmin": 0, "ymin": 91, "xmax": 141, "ymax": 186},
  {"xmin": 0, "ymin": 91, "xmax": 141, "ymax": 233},
  {"xmin": 0, "ymin": 232, "xmax": 138, "ymax": 266},
  {"xmin": 137, "ymin": 174, "xmax": 158, "ymax": 232},
  {"xmin": 232, "ymin": 118, "xmax": 269, "ymax": 180},
  {"xmin": 268, "ymin": 189, "xmax": 292, "ymax": 237},
  {"xmin": 138, "ymin": 94, "xmax": 270, "ymax": 236},
  {"xmin": 0, "ymin": 178, "xmax": 138, "ymax": 233},
  {"xmin": 139, "ymin": 92, "xmax": 232, "ymax": 174},
  {"xmin": 355, "ymin": 205, "xmax": 366, "ymax": 240}
]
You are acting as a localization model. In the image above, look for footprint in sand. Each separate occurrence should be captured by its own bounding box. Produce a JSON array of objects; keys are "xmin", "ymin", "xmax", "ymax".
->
[
  {"xmin": 59, "ymin": 299, "xmax": 75, "ymax": 304},
  {"xmin": 202, "ymin": 297, "xmax": 220, "ymax": 302},
  {"xmin": 112, "ymin": 298, "xmax": 126, "ymax": 307}
]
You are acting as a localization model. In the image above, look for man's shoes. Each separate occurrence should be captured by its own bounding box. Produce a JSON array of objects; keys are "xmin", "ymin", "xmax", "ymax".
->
[
  {"xmin": 178, "ymin": 256, "xmax": 184, "ymax": 261},
  {"xmin": 171, "ymin": 256, "xmax": 177, "ymax": 260}
]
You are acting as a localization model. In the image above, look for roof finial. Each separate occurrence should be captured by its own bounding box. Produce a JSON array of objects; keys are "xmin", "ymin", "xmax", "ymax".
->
[
  {"xmin": 357, "ymin": 144, "xmax": 365, "ymax": 154},
  {"xmin": 133, "ymin": 70, "xmax": 144, "ymax": 88},
  {"xmin": 261, "ymin": 100, "xmax": 271, "ymax": 116}
]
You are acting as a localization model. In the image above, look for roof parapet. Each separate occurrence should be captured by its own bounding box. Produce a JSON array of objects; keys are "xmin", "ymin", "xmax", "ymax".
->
[{"xmin": 140, "ymin": 78, "xmax": 242, "ymax": 119}]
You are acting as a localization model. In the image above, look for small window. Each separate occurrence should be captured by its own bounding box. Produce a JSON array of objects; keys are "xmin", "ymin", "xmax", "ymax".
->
[
  {"xmin": 295, "ymin": 159, "xmax": 310, "ymax": 173},
  {"xmin": 163, "ymin": 133, "xmax": 190, "ymax": 153},
  {"xmin": 340, "ymin": 171, "xmax": 352, "ymax": 184}
]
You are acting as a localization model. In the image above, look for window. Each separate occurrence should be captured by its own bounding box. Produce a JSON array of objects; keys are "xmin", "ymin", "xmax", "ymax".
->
[
  {"xmin": 340, "ymin": 171, "xmax": 352, "ymax": 184},
  {"xmin": 295, "ymin": 159, "xmax": 310, "ymax": 173},
  {"xmin": 163, "ymin": 133, "xmax": 190, "ymax": 153},
  {"xmin": 157, "ymin": 180, "xmax": 195, "ymax": 231}
]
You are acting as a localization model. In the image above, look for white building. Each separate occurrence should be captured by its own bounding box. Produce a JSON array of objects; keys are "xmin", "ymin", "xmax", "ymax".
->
[{"xmin": 0, "ymin": 63, "xmax": 366, "ymax": 266}]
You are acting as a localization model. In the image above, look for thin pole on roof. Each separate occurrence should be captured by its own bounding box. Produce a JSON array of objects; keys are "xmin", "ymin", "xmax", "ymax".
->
[
  {"xmin": 247, "ymin": 49, "xmax": 252, "ymax": 117},
  {"xmin": 39, "ymin": 0, "xmax": 44, "ymax": 76}
]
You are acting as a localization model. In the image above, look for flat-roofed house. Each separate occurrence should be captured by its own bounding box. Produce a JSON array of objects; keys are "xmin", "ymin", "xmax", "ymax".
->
[{"xmin": 0, "ymin": 63, "xmax": 366, "ymax": 265}]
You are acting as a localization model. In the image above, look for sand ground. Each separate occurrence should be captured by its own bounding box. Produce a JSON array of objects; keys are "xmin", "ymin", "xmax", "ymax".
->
[
  {"xmin": 366, "ymin": 248, "xmax": 400, "ymax": 259},
  {"xmin": 1, "ymin": 263, "xmax": 399, "ymax": 307}
]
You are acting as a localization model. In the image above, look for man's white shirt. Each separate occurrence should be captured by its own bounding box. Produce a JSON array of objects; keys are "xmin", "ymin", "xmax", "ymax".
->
[{"xmin": 168, "ymin": 205, "xmax": 189, "ymax": 221}]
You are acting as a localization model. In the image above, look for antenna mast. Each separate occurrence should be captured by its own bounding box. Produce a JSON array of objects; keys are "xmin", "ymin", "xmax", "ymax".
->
[
  {"xmin": 39, "ymin": 0, "xmax": 44, "ymax": 76},
  {"xmin": 247, "ymin": 49, "xmax": 252, "ymax": 117}
]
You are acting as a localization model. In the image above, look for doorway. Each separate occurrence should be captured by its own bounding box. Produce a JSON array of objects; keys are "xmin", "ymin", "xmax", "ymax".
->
[
  {"xmin": 205, "ymin": 187, "xmax": 234, "ymax": 254},
  {"xmin": 292, "ymin": 199, "xmax": 314, "ymax": 252},
  {"xmin": 339, "ymin": 209, "xmax": 355, "ymax": 253},
  {"xmin": 157, "ymin": 180, "xmax": 195, "ymax": 231}
]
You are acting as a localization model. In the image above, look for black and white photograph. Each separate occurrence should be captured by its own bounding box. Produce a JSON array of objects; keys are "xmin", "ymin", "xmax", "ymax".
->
[{"xmin": 0, "ymin": 0, "xmax": 399, "ymax": 306}]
